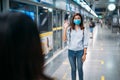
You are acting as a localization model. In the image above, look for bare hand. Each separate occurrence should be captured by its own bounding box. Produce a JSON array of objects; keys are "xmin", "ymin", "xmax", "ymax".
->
[
  {"xmin": 82, "ymin": 54, "xmax": 86, "ymax": 62},
  {"xmin": 63, "ymin": 22, "xmax": 69, "ymax": 29}
]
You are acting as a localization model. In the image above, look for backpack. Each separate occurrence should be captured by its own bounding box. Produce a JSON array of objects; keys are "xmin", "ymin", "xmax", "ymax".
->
[{"xmin": 92, "ymin": 22, "xmax": 95, "ymax": 27}]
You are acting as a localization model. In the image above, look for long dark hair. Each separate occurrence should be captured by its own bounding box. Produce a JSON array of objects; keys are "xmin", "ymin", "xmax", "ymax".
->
[
  {"xmin": 0, "ymin": 12, "xmax": 53, "ymax": 80},
  {"xmin": 70, "ymin": 13, "xmax": 84, "ymax": 30}
]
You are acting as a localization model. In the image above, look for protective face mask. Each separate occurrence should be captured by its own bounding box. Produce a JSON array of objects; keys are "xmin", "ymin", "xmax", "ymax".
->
[{"xmin": 73, "ymin": 19, "xmax": 81, "ymax": 25}]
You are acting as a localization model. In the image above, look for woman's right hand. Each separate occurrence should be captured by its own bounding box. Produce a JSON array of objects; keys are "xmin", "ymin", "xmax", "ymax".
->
[
  {"xmin": 63, "ymin": 21, "xmax": 69, "ymax": 29},
  {"xmin": 63, "ymin": 21, "xmax": 69, "ymax": 41}
]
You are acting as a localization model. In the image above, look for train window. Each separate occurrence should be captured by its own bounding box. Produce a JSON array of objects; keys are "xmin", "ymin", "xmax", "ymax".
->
[
  {"xmin": 56, "ymin": 10, "xmax": 62, "ymax": 27},
  {"xmin": 48, "ymin": 10, "xmax": 52, "ymax": 31},
  {"xmin": 53, "ymin": 10, "xmax": 62, "ymax": 27},
  {"xmin": 9, "ymin": 1, "xmax": 36, "ymax": 21},
  {"xmin": 38, "ymin": 6, "xmax": 52, "ymax": 33}
]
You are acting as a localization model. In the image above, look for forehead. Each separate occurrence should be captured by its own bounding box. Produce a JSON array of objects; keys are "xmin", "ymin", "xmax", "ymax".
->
[{"xmin": 74, "ymin": 15, "xmax": 81, "ymax": 19}]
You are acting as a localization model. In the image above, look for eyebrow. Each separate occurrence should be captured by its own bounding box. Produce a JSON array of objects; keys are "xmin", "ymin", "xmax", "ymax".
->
[{"xmin": 74, "ymin": 18, "xmax": 81, "ymax": 19}]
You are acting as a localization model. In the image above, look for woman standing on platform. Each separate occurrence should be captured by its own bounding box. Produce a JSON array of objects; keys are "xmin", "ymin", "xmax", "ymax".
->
[{"xmin": 63, "ymin": 13, "xmax": 88, "ymax": 80}]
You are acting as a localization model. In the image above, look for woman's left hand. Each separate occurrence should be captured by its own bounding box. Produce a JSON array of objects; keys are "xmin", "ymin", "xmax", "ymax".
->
[{"xmin": 82, "ymin": 54, "xmax": 86, "ymax": 62}]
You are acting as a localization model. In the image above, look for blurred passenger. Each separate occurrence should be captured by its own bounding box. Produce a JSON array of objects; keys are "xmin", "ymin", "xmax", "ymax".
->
[
  {"xmin": 99, "ymin": 19, "xmax": 103, "ymax": 28},
  {"xmin": 0, "ymin": 12, "xmax": 54, "ymax": 80},
  {"xmin": 89, "ymin": 18, "xmax": 95, "ymax": 38},
  {"xmin": 63, "ymin": 13, "xmax": 88, "ymax": 80}
]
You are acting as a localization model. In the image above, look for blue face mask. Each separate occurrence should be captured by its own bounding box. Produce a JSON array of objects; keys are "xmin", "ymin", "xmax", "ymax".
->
[{"xmin": 73, "ymin": 19, "xmax": 81, "ymax": 25}]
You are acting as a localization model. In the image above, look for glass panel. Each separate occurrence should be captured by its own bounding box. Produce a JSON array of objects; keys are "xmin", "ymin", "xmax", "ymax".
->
[
  {"xmin": 53, "ymin": 30, "xmax": 62, "ymax": 51},
  {"xmin": 38, "ymin": 7, "xmax": 52, "ymax": 33},
  {"xmin": 41, "ymin": 34, "xmax": 53, "ymax": 60},
  {"xmin": 9, "ymin": 1, "xmax": 36, "ymax": 21},
  {"xmin": 56, "ymin": 10, "xmax": 62, "ymax": 27},
  {"xmin": 53, "ymin": 10, "xmax": 62, "ymax": 51},
  {"xmin": 53, "ymin": 10, "xmax": 62, "ymax": 27},
  {"xmin": 53, "ymin": 31, "xmax": 57, "ymax": 51},
  {"xmin": 57, "ymin": 30, "xmax": 62, "ymax": 49},
  {"xmin": 53, "ymin": 10, "xmax": 56, "ymax": 28},
  {"xmin": 48, "ymin": 11, "xmax": 52, "ymax": 31}
]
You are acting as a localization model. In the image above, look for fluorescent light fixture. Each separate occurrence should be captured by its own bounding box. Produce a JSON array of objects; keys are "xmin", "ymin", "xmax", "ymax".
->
[
  {"xmin": 48, "ymin": 8, "xmax": 53, "ymax": 12},
  {"xmin": 98, "ymin": 16, "xmax": 102, "ymax": 18},
  {"xmin": 85, "ymin": 5, "xmax": 91, "ymax": 12},
  {"xmin": 79, "ymin": 1, "xmax": 98, "ymax": 17},
  {"xmin": 82, "ymin": 1, "xmax": 86, "ymax": 5},
  {"xmin": 108, "ymin": 3, "xmax": 116, "ymax": 11},
  {"xmin": 79, "ymin": 2, "xmax": 84, "ymax": 7},
  {"xmin": 91, "ymin": 10, "xmax": 98, "ymax": 17},
  {"xmin": 43, "ymin": 7, "xmax": 48, "ymax": 9}
]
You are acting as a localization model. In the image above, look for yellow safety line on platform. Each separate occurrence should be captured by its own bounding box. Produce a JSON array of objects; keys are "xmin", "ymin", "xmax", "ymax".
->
[
  {"xmin": 53, "ymin": 27, "xmax": 62, "ymax": 31},
  {"xmin": 101, "ymin": 76, "xmax": 105, "ymax": 80}
]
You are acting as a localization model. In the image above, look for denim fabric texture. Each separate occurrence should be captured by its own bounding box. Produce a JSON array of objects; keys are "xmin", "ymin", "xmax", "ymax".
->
[{"xmin": 68, "ymin": 49, "xmax": 84, "ymax": 80}]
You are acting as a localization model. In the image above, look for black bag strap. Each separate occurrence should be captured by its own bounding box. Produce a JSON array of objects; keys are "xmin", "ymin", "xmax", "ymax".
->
[
  {"xmin": 68, "ymin": 28, "xmax": 71, "ymax": 44},
  {"xmin": 83, "ymin": 29, "xmax": 84, "ymax": 47}
]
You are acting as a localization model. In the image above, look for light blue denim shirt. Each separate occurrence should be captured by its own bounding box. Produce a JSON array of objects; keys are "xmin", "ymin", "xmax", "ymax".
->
[{"xmin": 67, "ymin": 27, "xmax": 88, "ymax": 51}]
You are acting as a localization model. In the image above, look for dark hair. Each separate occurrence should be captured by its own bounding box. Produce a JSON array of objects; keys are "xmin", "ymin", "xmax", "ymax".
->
[
  {"xmin": 0, "ymin": 12, "xmax": 53, "ymax": 80},
  {"xmin": 70, "ymin": 13, "xmax": 84, "ymax": 30},
  {"xmin": 90, "ymin": 18, "xmax": 93, "ymax": 21}
]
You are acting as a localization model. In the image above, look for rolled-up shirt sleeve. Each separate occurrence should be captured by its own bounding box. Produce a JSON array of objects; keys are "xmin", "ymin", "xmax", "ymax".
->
[{"xmin": 84, "ymin": 28, "xmax": 89, "ymax": 48}]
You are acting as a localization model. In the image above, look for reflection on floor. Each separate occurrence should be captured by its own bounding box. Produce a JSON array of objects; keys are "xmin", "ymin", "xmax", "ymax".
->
[{"xmin": 45, "ymin": 24, "xmax": 120, "ymax": 80}]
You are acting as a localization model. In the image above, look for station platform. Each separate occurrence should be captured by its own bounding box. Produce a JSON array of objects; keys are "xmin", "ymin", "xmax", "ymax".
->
[{"xmin": 44, "ymin": 24, "xmax": 120, "ymax": 80}]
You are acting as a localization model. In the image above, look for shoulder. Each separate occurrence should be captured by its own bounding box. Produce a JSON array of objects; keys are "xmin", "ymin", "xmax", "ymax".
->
[
  {"xmin": 67, "ymin": 26, "xmax": 71, "ymax": 30},
  {"xmin": 83, "ymin": 27, "xmax": 88, "ymax": 32}
]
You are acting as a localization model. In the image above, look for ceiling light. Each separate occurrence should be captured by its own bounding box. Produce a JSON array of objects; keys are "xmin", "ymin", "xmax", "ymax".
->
[
  {"xmin": 108, "ymin": 3, "xmax": 116, "ymax": 11},
  {"xmin": 48, "ymin": 8, "xmax": 53, "ymax": 12}
]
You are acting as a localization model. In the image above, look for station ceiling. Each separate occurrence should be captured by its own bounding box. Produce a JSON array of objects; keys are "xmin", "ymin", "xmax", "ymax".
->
[{"xmin": 85, "ymin": 0, "xmax": 120, "ymax": 17}]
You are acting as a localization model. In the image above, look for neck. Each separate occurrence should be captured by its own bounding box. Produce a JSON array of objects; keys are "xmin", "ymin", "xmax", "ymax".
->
[
  {"xmin": 75, "ymin": 25, "xmax": 79, "ymax": 30},
  {"xmin": 75, "ymin": 25, "xmax": 79, "ymax": 28}
]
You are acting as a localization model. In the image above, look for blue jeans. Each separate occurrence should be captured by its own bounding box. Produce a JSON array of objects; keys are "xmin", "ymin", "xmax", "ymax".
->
[
  {"xmin": 90, "ymin": 27, "xmax": 93, "ymax": 33},
  {"xmin": 68, "ymin": 49, "xmax": 84, "ymax": 80}
]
